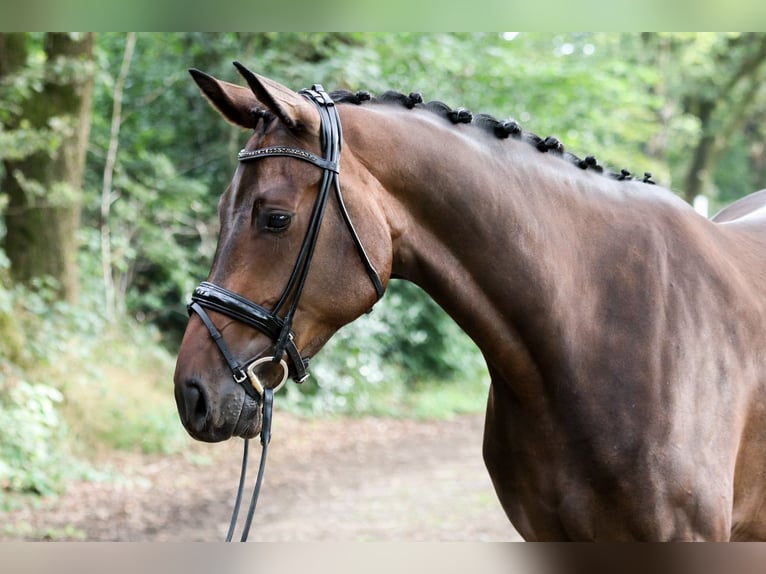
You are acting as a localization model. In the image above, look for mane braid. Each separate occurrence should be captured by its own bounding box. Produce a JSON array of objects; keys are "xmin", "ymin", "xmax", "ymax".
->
[{"xmin": 330, "ymin": 87, "xmax": 656, "ymax": 185}]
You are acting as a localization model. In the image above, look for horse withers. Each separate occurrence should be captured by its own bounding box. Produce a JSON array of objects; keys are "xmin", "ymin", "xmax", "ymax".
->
[{"xmin": 174, "ymin": 63, "xmax": 766, "ymax": 541}]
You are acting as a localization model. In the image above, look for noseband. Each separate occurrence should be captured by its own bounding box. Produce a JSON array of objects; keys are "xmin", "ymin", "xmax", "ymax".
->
[{"xmin": 188, "ymin": 85, "xmax": 384, "ymax": 400}]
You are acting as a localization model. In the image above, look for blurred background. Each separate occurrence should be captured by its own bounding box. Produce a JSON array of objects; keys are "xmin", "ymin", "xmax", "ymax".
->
[{"xmin": 1, "ymin": 32, "xmax": 766, "ymax": 535}]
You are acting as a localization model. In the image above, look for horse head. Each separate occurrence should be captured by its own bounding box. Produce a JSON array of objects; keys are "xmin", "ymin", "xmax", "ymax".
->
[{"xmin": 174, "ymin": 63, "xmax": 391, "ymax": 442}]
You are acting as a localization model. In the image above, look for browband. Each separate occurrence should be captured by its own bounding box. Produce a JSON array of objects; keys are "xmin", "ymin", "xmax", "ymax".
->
[{"xmin": 238, "ymin": 146, "xmax": 338, "ymax": 173}]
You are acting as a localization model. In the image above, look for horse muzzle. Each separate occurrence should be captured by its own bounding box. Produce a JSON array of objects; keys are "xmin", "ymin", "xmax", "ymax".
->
[{"xmin": 174, "ymin": 372, "xmax": 264, "ymax": 442}]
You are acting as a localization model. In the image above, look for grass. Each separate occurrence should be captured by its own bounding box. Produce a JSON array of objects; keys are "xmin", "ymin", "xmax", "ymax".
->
[
  {"xmin": 341, "ymin": 373, "xmax": 489, "ymax": 420},
  {"xmin": 52, "ymin": 323, "xmax": 190, "ymax": 456},
  {"xmin": 407, "ymin": 377, "xmax": 489, "ymax": 419},
  {"xmin": 281, "ymin": 368, "xmax": 490, "ymax": 421},
  {"xmin": 1, "ymin": 521, "xmax": 87, "ymax": 541}
]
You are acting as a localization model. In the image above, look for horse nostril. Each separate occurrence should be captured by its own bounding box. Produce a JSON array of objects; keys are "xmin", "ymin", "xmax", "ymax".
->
[{"xmin": 177, "ymin": 379, "xmax": 210, "ymax": 432}]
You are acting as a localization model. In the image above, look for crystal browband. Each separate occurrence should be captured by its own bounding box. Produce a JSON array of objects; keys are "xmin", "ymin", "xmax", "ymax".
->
[{"xmin": 237, "ymin": 146, "xmax": 339, "ymax": 172}]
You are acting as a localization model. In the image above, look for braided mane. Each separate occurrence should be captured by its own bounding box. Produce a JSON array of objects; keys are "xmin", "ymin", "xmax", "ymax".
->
[{"xmin": 329, "ymin": 89, "xmax": 655, "ymax": 185}]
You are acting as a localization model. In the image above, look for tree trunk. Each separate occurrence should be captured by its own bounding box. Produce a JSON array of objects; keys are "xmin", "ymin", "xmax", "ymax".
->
[
  {"xmin": 683, "ymin": 100, "xmax": 715, "ymax": 204},
  {"xmin": 1, "ymin": 33, "xmax": 95, "ymax": 303},
  {"xmin": 0, "ymin": 33, "xmax": 26, "ymax": 76},
  {"xmin": 681, "ymin": 34, "xmax": 766, "ymax": 204},
  {"xmin": 101, "ymin": 32, "xmax": 137, "ymax": 319}
]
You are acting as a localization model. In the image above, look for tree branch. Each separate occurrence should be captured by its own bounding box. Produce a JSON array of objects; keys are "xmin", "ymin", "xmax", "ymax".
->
[{"xmin": 100, "ymin": 32, "xmax": 137, "ymax": 319}]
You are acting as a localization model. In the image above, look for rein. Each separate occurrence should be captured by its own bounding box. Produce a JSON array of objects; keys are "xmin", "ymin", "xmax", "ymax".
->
[{"xmin": 186, "ymin": 85, "xmax": 384, "ymax": 541}]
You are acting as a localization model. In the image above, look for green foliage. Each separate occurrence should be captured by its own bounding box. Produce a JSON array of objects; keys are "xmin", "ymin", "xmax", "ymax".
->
[
  {"xmin": 0, "ymin": 281, "xmax": 25, "ymax": 367},
  {"xmin": 0, "ymin": 263, "xmax": 186, "ymax": 502},
  {"xmin": 57, "ymin": 321, "xmax": 189, "ymax": 456},
  {"xmin": 0, "ymin": 274, "xmax": 81, "ymax": 502},
  {"xmin": 0, "ymin": 378, "xmax": 68, "ymax": 497},
  {"xmin": 0, "ymin": 38, "xmax": 57, "ymax": 163},
  {"xmin": 712, "ymin": 133, "xmax": 757, "ymax": 212},
  {"xmin": 643, "ymin": 33, "xmax": 766, "ymax": 200},
  {"xmin": 281, "ymin": 282, "xmax": 488, "ymax": 417},
  {"xmin": 316, "ymin": 33, "xmax": 668, "ymax": 180}
]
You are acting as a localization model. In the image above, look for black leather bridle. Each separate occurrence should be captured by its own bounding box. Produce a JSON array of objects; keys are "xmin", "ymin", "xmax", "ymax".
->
[
  {"xmin": 189, "ymin": 84, "xmax": 383, "ymax": 398},
  {"xmin": 186, "ymin": 85, "xmax": 384, "ymax": 541}
]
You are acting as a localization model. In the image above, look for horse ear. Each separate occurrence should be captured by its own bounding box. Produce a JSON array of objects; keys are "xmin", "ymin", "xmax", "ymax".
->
[
  {"xmin": 232, "ymin": 61, "xmax": 320, "ymax": 135},
  {"xmin": 189, "ymin": 68, "xmax": 261, "ymax": 129}
]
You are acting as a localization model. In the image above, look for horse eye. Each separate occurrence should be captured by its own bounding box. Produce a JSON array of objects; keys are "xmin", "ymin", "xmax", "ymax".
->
[{"xmin": 265, "ymin": 213, "xmax": 292, "ymax": 232}]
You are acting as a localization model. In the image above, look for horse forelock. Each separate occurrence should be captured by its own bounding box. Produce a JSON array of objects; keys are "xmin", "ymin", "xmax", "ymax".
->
[{"xmin": 330, "ymin": 88, "xmax": 655, "ymax": 186}]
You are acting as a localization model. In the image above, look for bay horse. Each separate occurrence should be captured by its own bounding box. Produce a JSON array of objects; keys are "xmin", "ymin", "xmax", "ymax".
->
[{"xmin": 173, "ymin": 62, "xmax": 766, "ymax": 541}]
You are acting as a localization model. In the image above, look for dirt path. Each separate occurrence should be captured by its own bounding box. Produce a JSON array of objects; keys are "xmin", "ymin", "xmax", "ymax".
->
[{"xmin": 1, "ymin": 413, "xmax": 521, "ymax": 541}]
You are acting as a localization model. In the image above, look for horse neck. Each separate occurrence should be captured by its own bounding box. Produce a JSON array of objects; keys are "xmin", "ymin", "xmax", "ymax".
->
[{"xmin": 344, "ymin": 105, "xmax": 674, "ymax": 385}]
